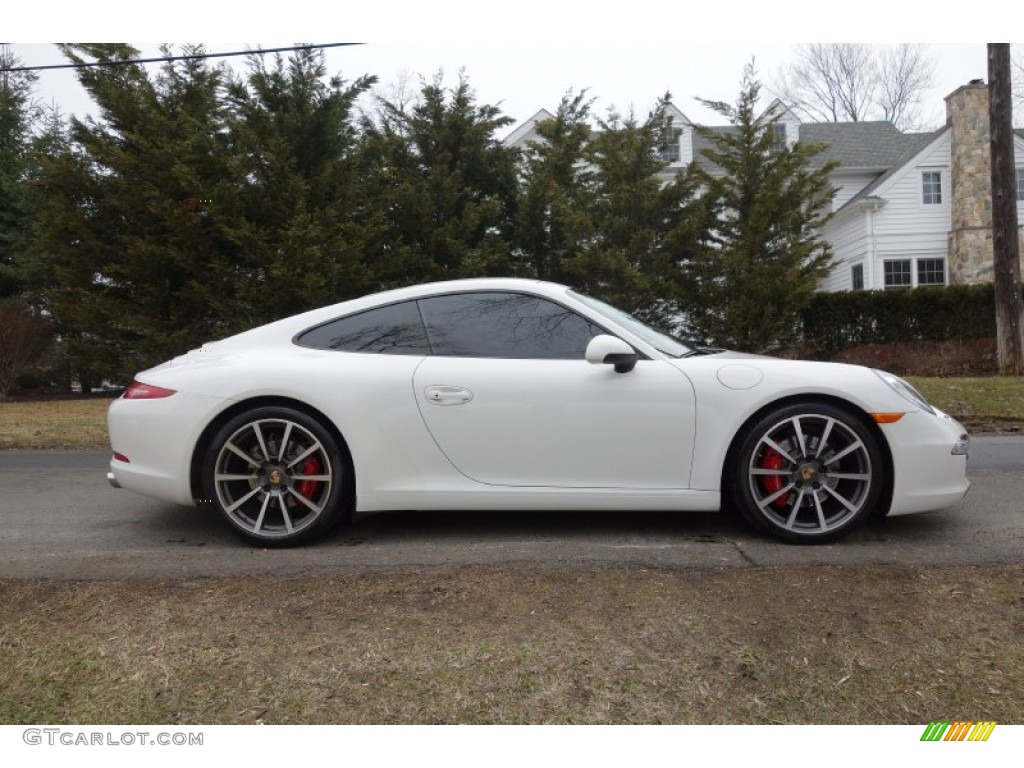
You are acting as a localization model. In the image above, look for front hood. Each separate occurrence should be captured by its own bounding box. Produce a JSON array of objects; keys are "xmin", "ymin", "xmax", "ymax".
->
[{"xmin": 694, "ymin": 349, "xmax": 773, "ymax": 361}]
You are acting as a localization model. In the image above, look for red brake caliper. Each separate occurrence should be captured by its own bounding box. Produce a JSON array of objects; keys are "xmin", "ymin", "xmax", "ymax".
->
[
  {"xmin": 759, "ymin": 448, "xmax": 789, "ymax": 510},
  {"xmin": 296, "ymin": 456, "xmax": 322, "ymax": 500}
]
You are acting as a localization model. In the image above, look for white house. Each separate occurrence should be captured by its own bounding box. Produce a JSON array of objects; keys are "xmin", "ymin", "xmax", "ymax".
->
[{"xmin": 505, "ymin": 83, "xmax": 1024, "ymax": 292}]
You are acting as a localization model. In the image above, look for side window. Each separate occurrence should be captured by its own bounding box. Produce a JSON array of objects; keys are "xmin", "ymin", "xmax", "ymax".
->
[
  {"xmin": 917, "ymin": 258, "xmax": 946, "ymax": 286},
  {"xmin": 851, "ymin": 263, "xmax": 864, "ymax": 291},
  {"xmin": 922, "ymin": 171, "xmax": 942, "ymax": 204},
  {"xmin": 883, "ymin": 259, "xmax": 912, "ymax": 289},
  {"xmin": 417, "ymin": 292, "xmax": 605, "ymax": 359},
  {"xmin": 296, "ymin": 301, "xmax": 430, "ymax": 354}
]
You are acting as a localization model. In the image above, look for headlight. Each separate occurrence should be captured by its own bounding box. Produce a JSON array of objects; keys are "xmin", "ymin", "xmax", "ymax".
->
[{"xmin": 873, "ymin": 370, "xmax": 935, "ymax": 415}]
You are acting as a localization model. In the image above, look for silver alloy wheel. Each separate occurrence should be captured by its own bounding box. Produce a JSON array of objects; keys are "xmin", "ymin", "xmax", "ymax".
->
[
  {"xmin": 212, "ymin": 418, "xmax": 334, "ymax": 540},
  {"xmin": 746, "ymin": 413, "xmax": 873, "ymax": 535}
]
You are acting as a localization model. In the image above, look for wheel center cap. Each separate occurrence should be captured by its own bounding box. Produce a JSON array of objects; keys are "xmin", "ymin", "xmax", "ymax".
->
[
  {"xmin": 268, "ymin": 468, "xmax": 284, "ymax": 486},
  {"xmin": 800, "ymin": 465, "xmax": 818, "ymax": 482}
]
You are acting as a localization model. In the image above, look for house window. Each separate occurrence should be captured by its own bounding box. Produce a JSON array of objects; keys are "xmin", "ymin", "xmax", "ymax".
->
[
  {"xmin": 884, "ymin": 260, "xmax": 912, "ymax": 288},
  {"xmin": 917, "ymin": 258, "xmax": 946, "ymax": 286},
  {"xmin": 659, "ymin": 128, "xmax": 683, "ymax": 163},
  {"xmin": 1017, "ymin": 168, "xmax": 1024, "ymax": 202},
  {"xmin": 922, "ymin": 171, "xmax": 942, "ymax": 204},
  {"xmin": 851, "ymin": 264, "xmax": 864, "ymax": 291}
]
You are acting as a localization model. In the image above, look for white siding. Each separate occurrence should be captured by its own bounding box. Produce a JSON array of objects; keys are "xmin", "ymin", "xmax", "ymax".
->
[
  {"xmin": 502, "ymin": 109, "xmax": 556, "ymax": 149},
  {"xmin": 831, "ymin": 172, "xmax": 882, "ymax": 211},
  {"xmin": 820, "ymin": 209, "xmax": 871, "ymax": 292},
  {"xmin": 870, "ymin": 132, "xmax": 950, "ymax": 251},
  {"xmin": 862, "ymin": 133, "xmax": 951, "ymax": 287}
]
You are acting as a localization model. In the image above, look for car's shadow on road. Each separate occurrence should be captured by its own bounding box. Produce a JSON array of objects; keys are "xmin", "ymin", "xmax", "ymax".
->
[
  {"xmin": 139, "ymin": 499, "xmax": 961, "ymax": 552},
  {"xmin": 325, "ymin": 505, "xmax": 957, "ymax": 548}
]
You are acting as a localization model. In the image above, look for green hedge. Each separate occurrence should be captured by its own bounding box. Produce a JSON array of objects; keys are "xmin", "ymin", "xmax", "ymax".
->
[{"xmin": 801, "ymin": 284, "xmax": 996, "ymax": 356}]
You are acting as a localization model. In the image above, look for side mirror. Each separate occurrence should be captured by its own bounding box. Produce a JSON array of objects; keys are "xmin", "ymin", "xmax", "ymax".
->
[{"xmin": 585, "ymin": 335, "xmax": 639, "ymax": 373}]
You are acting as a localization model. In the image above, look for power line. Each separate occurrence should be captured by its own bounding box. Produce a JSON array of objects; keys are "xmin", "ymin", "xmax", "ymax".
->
[{"xmin": 0, "ymin": 43, "xmax": 362, "ymax": 73}]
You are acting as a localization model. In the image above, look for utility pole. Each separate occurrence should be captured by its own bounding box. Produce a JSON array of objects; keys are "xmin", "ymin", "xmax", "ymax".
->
[{"xmin": 988, "ymin": 43, "xmax": 1024, "ymax": 375}]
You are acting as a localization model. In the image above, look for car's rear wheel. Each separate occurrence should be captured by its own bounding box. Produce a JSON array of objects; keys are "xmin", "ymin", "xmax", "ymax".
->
[
  {"xmin": 202, "ymin": 407, "xmax": 350, "ymax": 546},
  {"xmin": 731, "ymin": 403, "xmax": 884, "ymax": 544}
]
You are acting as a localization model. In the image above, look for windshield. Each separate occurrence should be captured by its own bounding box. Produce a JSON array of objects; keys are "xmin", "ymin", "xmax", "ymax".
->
[{"xmin": 569, "ymin": 290, "xmax": 693, "ymax": 358}]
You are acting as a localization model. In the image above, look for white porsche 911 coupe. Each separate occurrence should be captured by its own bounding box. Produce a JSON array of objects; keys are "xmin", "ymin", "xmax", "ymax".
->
[{"xmin": 107, "ymin": 278, "xmax": 970, "ymax": 546}]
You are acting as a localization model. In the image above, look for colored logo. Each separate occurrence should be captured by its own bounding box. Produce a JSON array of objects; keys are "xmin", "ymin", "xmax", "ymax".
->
[{"xmin": 920, "ymin": 721, "xmax": 996, "ymax": 741}]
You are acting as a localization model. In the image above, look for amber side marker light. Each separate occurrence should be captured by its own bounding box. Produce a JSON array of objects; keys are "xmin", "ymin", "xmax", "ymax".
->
[
  {"xmin": 122, "ymin": 381, "xmax": 177, "ymax": 399},
  {"xmin": 870, "ymin": 413, "xmax": 905, "ymax": 424}
]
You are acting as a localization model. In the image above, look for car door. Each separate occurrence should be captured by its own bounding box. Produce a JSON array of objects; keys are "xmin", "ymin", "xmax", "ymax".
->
[{"xmin": 412, "ymin": 291, "xmax": 697, "ymax": 489}]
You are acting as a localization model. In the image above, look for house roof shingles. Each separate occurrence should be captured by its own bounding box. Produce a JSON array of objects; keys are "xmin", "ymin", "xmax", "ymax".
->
[
  {"xmin": 798, "ymin": 121, "xmax": 925, "ymax": 169},
  {"xmin": 837, "ymin": 129, "xmax": 946, "ymax": 210},
  {"xmin": 687, "ymin": 120, "xmax": 927, "ymax": 176}
]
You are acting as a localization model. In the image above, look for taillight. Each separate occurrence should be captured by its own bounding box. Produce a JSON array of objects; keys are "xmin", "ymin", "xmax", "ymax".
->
[{"xmin": 122, "ymin": 380, "xmax": 177, "ymax": 399}]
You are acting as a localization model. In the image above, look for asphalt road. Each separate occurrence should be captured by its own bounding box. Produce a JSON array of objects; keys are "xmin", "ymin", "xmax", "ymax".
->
[{"xmin": 1, "ymin": 437, "xmax": 1021, "ymax": 580}]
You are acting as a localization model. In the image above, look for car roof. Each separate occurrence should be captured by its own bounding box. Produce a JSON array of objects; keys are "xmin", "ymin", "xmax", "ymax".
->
[
  {"xmin": 209, "ymin": 278, "xmax": 575, "ymax": 349},
  {"xmin": 314, "ymin": 277, "xmax": 571, "ymax": 317}
]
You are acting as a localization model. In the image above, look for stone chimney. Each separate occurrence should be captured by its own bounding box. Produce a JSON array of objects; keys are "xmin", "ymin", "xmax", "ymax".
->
[{"xmin": 946, "ymin": 82, "xmax": 993, "ymax": 284}]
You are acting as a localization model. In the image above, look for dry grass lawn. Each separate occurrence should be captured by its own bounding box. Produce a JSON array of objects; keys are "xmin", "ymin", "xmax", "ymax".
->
[
  {"xmin": 0, "ymin": 398, "xmax": 111, "ymax": 450},
  {"xmin": 908, "ymin": 376, "xmax": 1024, "ymax": 433},
  {"xmin": 2, "ymin": 565, "xmax": 1021, "ymax": 725}
]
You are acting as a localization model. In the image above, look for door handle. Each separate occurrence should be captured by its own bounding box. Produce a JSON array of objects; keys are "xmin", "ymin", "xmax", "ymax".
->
[{"xmin": 424, "ymin": 385, "xmax": 474, "ymax": 406}]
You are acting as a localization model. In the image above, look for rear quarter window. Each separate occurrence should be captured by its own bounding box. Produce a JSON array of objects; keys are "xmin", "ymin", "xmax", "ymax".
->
[{"xmin": 295, "ymin": 301, "xmax": 430, "ymax": 354}]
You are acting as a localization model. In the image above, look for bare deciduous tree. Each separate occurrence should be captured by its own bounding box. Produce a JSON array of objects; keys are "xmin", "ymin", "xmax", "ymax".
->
[
  {"xmin": 0, "ymin": 301, "xmax": 50, "ymax": 399},
  {"xmin": 772, "ymin": 44, "xmax": 936, "ymax": 130},
  {"xmin": 876, "ymin": 44, "xmax": 937, "ymax": 129}
]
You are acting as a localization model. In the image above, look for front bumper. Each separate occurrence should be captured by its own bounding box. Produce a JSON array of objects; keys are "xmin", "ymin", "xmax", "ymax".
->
[{"xmin": 883, "ymin": 409, "xmax": 970, "ymax": 516}]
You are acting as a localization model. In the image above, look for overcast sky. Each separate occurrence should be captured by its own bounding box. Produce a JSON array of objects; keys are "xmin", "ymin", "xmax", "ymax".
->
[{"xmin": 6, "ymin": 4, "xmax": 1017, "ymax": 135}]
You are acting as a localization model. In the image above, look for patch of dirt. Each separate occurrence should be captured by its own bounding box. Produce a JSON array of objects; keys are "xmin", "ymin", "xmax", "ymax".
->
[{"xmin": 833, "ymin": 338, "xmax": 997, "ymax": 377}]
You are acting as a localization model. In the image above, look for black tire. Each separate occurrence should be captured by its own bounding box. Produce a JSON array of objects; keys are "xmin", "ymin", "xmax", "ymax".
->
[
  {"xmin": 730, "ymin": 402, "xmax": 884, "ymax": 544},
  {"xmin": 201, "ymin": 406, "xmax": 351, "ymax": 547}
]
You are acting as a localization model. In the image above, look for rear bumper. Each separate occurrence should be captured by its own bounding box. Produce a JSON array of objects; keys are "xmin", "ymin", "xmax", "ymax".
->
[{"xmin": 107, "ymin": 390, "xmax": 225, "ymax": 507}]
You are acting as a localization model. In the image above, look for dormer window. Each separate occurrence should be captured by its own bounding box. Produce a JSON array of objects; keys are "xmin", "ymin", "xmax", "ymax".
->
[
  {"xmin": 771, "ymin": 123, "xmax": 787, "ymax": 152},
  {"xmin": 659, "ymin": 127, "xmax": 683, "ymax": 163}
]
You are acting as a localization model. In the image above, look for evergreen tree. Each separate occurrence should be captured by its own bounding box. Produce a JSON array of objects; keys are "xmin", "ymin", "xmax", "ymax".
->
[
  {"xmin": 360, "ymin": 73, "xmax": 520, "ymax": 286},
  {"xmin": 34, "ymin": 45, "xmax": 373, "ymax": 383},
  {"xmin": 514, "ymin": 91, "xmax": 595, "ymax": 282},
  {"xmin": 0, "ymin": 45, "xmax": 41, "ymax": 300},
  {"xmin": 220, "ymin": 48, "xmax": 376, "ymax": 326},
  {"xmin": 35, "ymin": 44, "xmax": 235, "ymax": 382},
  {"xmin": 569, "ymin": 96, "xmax": 716, "ymax": 331},
  {"xmin": 689, "ymin": 64, "xmax": 836, "ymax": 351},
  {"xmin": 19, "ymin": 101, "xmax": 66, "ymax": 303},
  {"xmin": 0, "ymin": 47, "xmax": 59, "ymax": 394}
]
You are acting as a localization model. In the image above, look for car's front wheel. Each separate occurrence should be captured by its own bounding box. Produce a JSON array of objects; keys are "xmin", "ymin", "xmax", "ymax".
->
[
  {"xmin": 202, "ymin": 406, "xmax": 350, "ymax": 546},
  {"xmin": 730, "ymin": 403, "xmax": 884, "ymax": 544}
]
